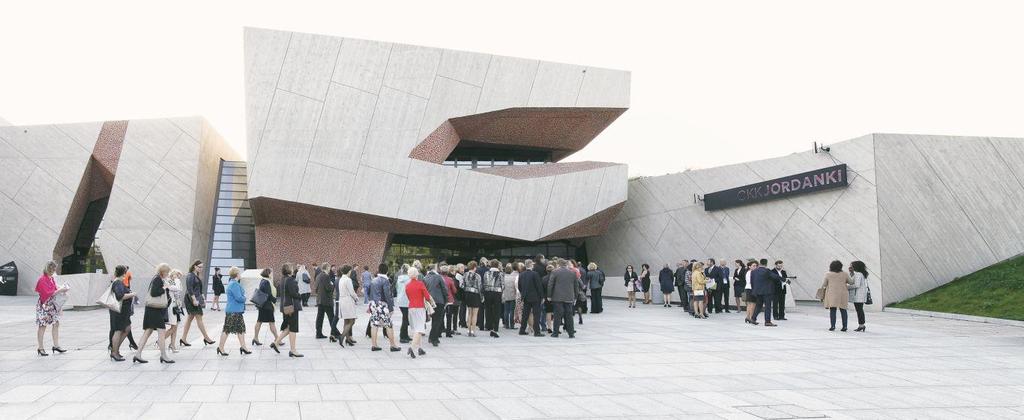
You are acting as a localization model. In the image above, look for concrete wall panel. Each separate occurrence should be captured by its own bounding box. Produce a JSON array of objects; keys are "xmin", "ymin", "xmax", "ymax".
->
[
  {"xmin": 540, "ymin": 168, "xmax": 607, "ymax": 236},
  {"xmin": 594, "ymin": 164, "xmax": 629, "ymax": 213},
  {"xmin": 248, "ymin": 91, "xmax": 323, "ymax": 201},
  {"xmin": 244, "ymin": 27, "xmax": 290, "ymax": 160},
  {"xmin": 492, "ymin": 176, "xmax": 555, "ymax": 239},
  {"xmin": 576, "ymin": 67, "xmax": 630, "ymax": 108},
  {"xmin": 397, "ymin": 159, "xmax": 459, "ymax": 226},
  {"xmin": 296, "ymin": 162, "xmax": 356, "ymax": 211},
  {"xmin": 310, "ymin": 84, "xmax": 377, "ymax": 172},
  {"xmin": 418, "ymin": 76, "xmax": 481, "ymax": 140},
  {"xmin": 444, "ymin": 171, "xmax": 505, "ymax": 233},
  {"xmin": 333, "ymin": 38, "xmax": 391, "ymax": 94},
  {"xmin": 277, "ymin": 32, "xmax": 342, "ymax": 101},
  {"xmin": 349, "ymin": 165, "xmax": 406, "ymax": 218},
  {"xmin": 437, "ymin": 50, "xmax": 491, "ymax": 87},
  {"xmin": 477, "ymin": 56, "xmax": 539, "ymax": 113},
  {"xmin": 382, "ymin": 44, "xmax": 442, "ymax": 99},
  {"xmin": 529, "ymin": 62, "xmax": 586, "ymax": 107},
  {"xmin": 359, "ymin": 87, "xmax": 427, "ymax": 177}
]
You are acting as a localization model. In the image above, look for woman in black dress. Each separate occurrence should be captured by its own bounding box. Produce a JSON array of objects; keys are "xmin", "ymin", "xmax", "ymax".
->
[
  {"xmin": 640, "ymin": 263, "xmax": 652, "ymax": 304},
  {"xmin": 108, "ymin": 265, "xmax": 135, "ymax": 362},
  {"xmin": 271, "ymin": 263, "xmax": 303, "ymax": 357},
  {"xmin": 252, "ymin": 268, "xmax": 279, "ymax": 348},
  {"xmin": 211, "ymin": 267, "xmax": 224, "ymax": 311},
  {"xmin": 732, "ymin": 260, "xmax": 746, "ymax": 315},
  {"xmin": 180, "ymin": 260, "xmax": 215, "ymax": 347},
  {"xmin": 134, "ymin": 263, "xmax": 174, "ymax": 364}
]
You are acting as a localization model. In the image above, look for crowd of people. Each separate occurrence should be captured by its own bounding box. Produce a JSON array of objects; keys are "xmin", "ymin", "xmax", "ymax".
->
[{"xmin": 29, "ymin": 254, "xmax": 872, "ymax": 360}]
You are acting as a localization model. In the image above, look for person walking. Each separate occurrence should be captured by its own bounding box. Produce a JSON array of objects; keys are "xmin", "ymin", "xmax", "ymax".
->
[
  {"xmin": 623, "ymin": 265, "xmax": 639, "ymax": 308},
  {"xmin": 35, "ymin": 261, "xmax": 68, "ymax": 356},
  {"xmin": 501, "ymin": 263, "xmax": 518, "ymax": 330},
  {"xmin": 215, "ymin": 267, "xmax": 252, "ymax": 356},
  {"xmin": 271, "ymin": 263, "xmax": 303, "ymax": 357},
  {"xmin": 732, "ymin": 260, "xmax": 746, "ymax": 316},
  {"xmin": 134, "ymin": 263, "xmax": 173, "ymax": 364},
  {"xmin": 336, "ymin": 265, "xmax": 359, "ymax": 346},
  {"xmin": 108, "ymin": 267, "xmax": 139, "ymax": 352},
  {"xmin": 518, "ymin": 260, "xmax": 544, "ymax": 336},
  {"xmin": 108, "ymin": 265, "xmax": 135, "ymax": 362},
  {"xmin": 396, "ymin": 264, "xmax": 412, "ymax": 344},
  {"xmin": 210, "ymin": 267, "xmax": 224, "ymax": 311},
  {"xmin": 462, "ymin": 261, "xmax": 483, "ymax": 337},
  {"xmin": 423, "ymin": 264, "xmax": 450, "ymax": 346},
  {"xmin": 404, "ymin": 267, "xmax": 435, "ymax": 358},
  {"xmin": 296, "ymin": 265, "xmax": 312, "ymax": 307},
  {"xmin": 180, "ymin": 260, "xmax": 215, "ymax": 347},
  {"xmin": 848, "ymin": 261, "xmax": 870, "ymax": 332},
  {"xmin": 367, "ymin": 264, "xmax": 401, "ymax": 352},
  {"xmin": 691, "ymin": 262, "xmax": 708, "ymax": 319},
  {"xmin": 639, "ymin": 263, "xmax": 652, "ymax": 304},
  {"xmin": 547, "ymin": 259, "xmax": 578, "ymax": 338},
  {"xmin": 585, "ymin": 263, "xmax": 605, "ymax": 314},
  {"xmin": 315, "ymin": 262, "xmax": 341, "ymax": 340},
  {"xmin": 751, "ymin": 259, "xmax": 781, "ymax": 327},
  {"xmin": 658, "ymin": 264, "xmax": 674, "ymax": 307},
  {"xmin": 821, "ymin": 260, "xmax": 853, "ymax": 331},
  {"xmin": 165, "ymin": 269, "xmax": 185, "ymax": 353},
  {"xmin": 482, "ymin": 260, "xmax": 504, "ymax": 338},
  {"xmin": 252, "ymin": 268, "xmax": 278, "ymax": 347}
]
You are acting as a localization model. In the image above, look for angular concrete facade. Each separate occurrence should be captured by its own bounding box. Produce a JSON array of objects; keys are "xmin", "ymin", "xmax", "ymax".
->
[
  {"xmin": 0, "ymin": 118, "xmax": 239, "ymax": 295},
  {"xmin": 586, "ymin": 134, "xmax": 1024, "ymax": 308},
  {"xmin": 243, "ymin": 28, "xmax": 630, "ymax": 270}
]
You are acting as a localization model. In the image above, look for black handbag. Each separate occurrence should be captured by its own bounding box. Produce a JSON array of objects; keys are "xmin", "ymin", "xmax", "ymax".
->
[
  {"xmin": 865, "ymin": 286, "xmax": 873, "ymax": 305},
  {"xmin": 251, "ymin": 288, "xmax": 269, "ymax": 308}
]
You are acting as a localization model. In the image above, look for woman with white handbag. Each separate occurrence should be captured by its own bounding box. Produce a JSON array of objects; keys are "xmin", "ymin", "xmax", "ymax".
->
[
  {"xmin": 403, "ymin": 267, "xmax": 436, "ymax": 359},
  {"xmin": 134, "ymin": 263, "xmax": 174, "ymax": 364},
  {"xmin": 35, "ymin": 261, "xmax": 68, "ymax": 356},
  {"xmin": 108, "ymin": 265, "xmax": 136, "ymax": 362}
]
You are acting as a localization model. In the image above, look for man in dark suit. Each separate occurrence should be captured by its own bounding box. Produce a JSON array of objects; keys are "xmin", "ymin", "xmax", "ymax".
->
[
  {"xmin": 705, "ymin": 259, "xmax": 721, "ymax": 313},
  {"xmin": 674, "ymin": 261, "xmax": 689, "ymax": 312},
  {"xmin": 716, "ymin": 260, "xmax": 731, "ymax": 313},
  {"xmin": 546, "ymin": 260, "xmax": 578, "ymax": 338},
  {"xmin": 517, "ymin": 261, "xmax": 544, "ymax": 336},
  {"xmin": 750, "ymin": 258, "xmax": 781, "ymax": 327},
  {"xmin": 772, "ymin": 260, "xmax": 791, "ymax": 320},
  {"xmin": 423, "ymin": 265, "xmax": 450, "ymax": 346}
]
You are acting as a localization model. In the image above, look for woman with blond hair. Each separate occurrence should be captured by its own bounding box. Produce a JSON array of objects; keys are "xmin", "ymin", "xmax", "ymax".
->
[
  {"xmin": 691, "ymin": 262, "xmax": 708, "ymax": 319},
  {"xmin": 165, "ymin": 269, "xmax": 185, "ymax": 353},
  {"xmin": 216, "ymin": 267, "xmax": 252, "ymax": 356},
  {"xmin": 35, "ymin": 261, "xmax": 68, "ymax": 356},
  {"xmin": 134, "ymin": 263, "xmax": 173, "ymax": 364}
]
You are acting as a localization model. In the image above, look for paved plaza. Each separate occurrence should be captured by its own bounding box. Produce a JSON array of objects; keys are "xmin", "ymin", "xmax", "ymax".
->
[{"xmin": 0, "ymin": 296, "xmax": 1022, "ymax": 420}]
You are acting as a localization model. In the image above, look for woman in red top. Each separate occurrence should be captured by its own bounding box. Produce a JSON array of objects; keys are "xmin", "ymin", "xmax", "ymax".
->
[
  {"xmin": 404, "ymin": 267, "xmax": 435, "ymax": 359},
  {"xmin": 35, "ymin": 261, "xmax": 68, "ymax": 356}
]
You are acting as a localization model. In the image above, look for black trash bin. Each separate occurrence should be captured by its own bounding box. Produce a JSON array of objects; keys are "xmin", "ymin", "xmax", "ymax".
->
[{"xmin": 0, "ymin": 261, "xmax": 18, "ymax": 296}]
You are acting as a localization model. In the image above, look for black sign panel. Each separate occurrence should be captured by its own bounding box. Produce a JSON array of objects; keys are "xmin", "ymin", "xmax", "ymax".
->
[{"xmin": 704, "ymin": 164, "xmax": 848, "ymax": 211}]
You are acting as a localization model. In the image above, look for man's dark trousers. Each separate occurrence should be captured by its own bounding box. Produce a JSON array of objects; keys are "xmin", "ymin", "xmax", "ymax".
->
[
  {"xmin": 429, "ymin": 304, "xmax": 445, "ymax": 343},
  {"xmin": 552, "ymin": 302, "xmax": 575, "ymax": 335},
  {"xmin": 519, "ymin": 301, "xmax": 541, "ymax": 334},
  {"xmin": 774, "ymin": 289, "xmax": 787, "ymax": 319},
  {"xmin": 753, "ymin": 294, "xmax": 774, "ymax": 323}
]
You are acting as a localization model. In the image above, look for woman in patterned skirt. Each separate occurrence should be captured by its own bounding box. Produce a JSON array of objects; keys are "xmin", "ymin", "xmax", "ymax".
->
[
  {"xmin": 216, "ymin": 267, "xmax": 252, "ymax": 356},
  {"xmin": 35, "ymin": 261, "xmax": 68, "ymax": 356}
]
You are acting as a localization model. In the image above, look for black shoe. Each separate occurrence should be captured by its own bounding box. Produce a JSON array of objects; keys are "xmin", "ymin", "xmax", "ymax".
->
[
  {"xmin": 203, "ymin": 338, "xmax": 216, "ymax": 345},
  {"xmin": 829, "ymin": 327, "xmax": 836, "ymax": 331},
  {"xmin": 329, "ymin": 336, "xmax": 337, "ymax": 343},
  {"xmin": 316, "ymin": 334, "xmax": 328, "ymax": 339},
  {"xmin": 445, "ymin": 333, "xmax": 453, "ymax": 338},
  {"xmin": 289, "ymin": 352, "xmax": 304, "ymax": 358},
  {"xmin": 133, "ymin": 356, "xmax": 148, "ymax": 364},
  {"xmin": 110, "ymin": 354, "xmax": 125, "ymax": 362},
  {"xmin": 37, "ymin": 349, "xmax": 49, "ymax": 357},
  {"xmin": 855, "ymin": 326, "xmax": 866, "ymax": 332},
  {"xmin": 252, "ymin": 339, "xmax": 262, "ymax": 346},
  {"xmin": 390, "ymin": 346, "xmax": 401, "ymax": 352},
  {"xmin": 51, "ymin": 346, "xmax": 67, "ymax": 354},
  {"xmin": 399, "ymin": 338, "xmax": 411, "ymax": 344},
  {"xmin": 216, "ymin": 348, "xmax": 228, "ymax": 356},
  {"xmin": 160, "ymin": 358, "xmax": 175, "ymax": 364},
  {"xmin": 179, "ymin": 339, "xmax": 192, "ymax": 347},
  {"xmin": 568, "ymin": 334, "xmax": 575, "ymax": 339},
  {"xmin": 489, "ymin": 331, "xmax": 499, "ymax": 338},
  {"xmin": 407, "ymin": 348, "xmax": 416, "ymax": 359},
  {"xmin": 518, "ymin": 331, "xmax": 528, "ymax": 335},
  {"xmin": 431, "ymin": 341, "xmax": 438, "ymax": 347},
  {"xmin": 840, "ymin": 328, "xmax": 847, "ymax": 332},
  {"xmin": 371, "ymin": 346, "xmax": 382, "ymax": 352},
  {"xmin": 269, "ymin": 342, "xmax": 281, "ymax": 354},
  {"xmin": 129, "ymin": 343, "xmax": 139, "ymax": 351},
  {"xmin": 777, "ymin": 317, "xmax": 787, "ymax": 321},
  {"xmin": 550, "ymin": 333, "xmax": 560, "ymax": 338},
  {"xmin": 533, "ymin": 333, "xmax": 544, "ymax": 337},
  {"xmin": 240, "ymin": 348, "xmax": 252, "ymax": 355},
  {"xmin": 346, "ymin": 339, "xmax": 357, "ymax": 346}
]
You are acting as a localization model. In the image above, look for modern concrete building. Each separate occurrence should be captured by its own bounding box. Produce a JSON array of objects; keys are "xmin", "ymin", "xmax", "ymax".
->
[
  {"xmin": 585, "ymin": 133, "xmax": 1024, "ymax": 307},
  {"xmin": 0, "ymin": 118, "xmax": 239, "ymax": 295},
  {"xmin": 243, "ymin": 27, "xmax": 630, "ymax": 271}
]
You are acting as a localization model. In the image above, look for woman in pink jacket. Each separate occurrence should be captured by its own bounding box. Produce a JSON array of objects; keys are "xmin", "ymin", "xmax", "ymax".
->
[{"xmin": 35, "ymin": 261, "xmax": 68, "ymax": 356}]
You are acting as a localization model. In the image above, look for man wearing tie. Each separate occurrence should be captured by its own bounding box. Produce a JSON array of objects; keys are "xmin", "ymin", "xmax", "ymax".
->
[{"xmin": 772, "ymin": 260, "xmax": 791, "ymax": 321}]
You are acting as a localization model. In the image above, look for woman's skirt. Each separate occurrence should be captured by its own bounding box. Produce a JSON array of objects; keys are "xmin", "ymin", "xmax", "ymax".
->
[
  {"xmin": 543, "ymin": 300, "xmax": 554, "ymax": 314},
  {"xmin": 368, "ymin": 301, "xmax": 392, "ymax": 327},
  {"xmin": 257, "ymin": 304, "xmax": 276, "ymax": 323},
  {"xmin": 641, "ymin": 279, "xmax": 651, "ymax": 293},
  {"xmin": 143, "ymin": 306, "xmax": 167, "ymax": 330},
  {"xmin": 409, "ymin": 307, "xmax": 427, "ymax": 335},
  {"xmin": 280, "ymin": 312, "xmax": 299, "ymax": 332},
  {"xmin": 463, "ymin": 292, "xmax": 482, "ymax": 308},
  {"xmin": 734, "ymin": 285, "xmax": 745, "ymax": 298},
  {"xmin": 222, "ymin": 313, "xmax": 246, "ymax": 335},
  {"xmin": 167, "ymin": 305, "xmax": 182, "ymax": 326},
  {"xmin": 742, "ymin": 289, "xmax": 756, "ymax": 303},
  {"xmin": 184, "ymin": 296, "xmax": 204, "ymax": 315},
  {"xmin": 109, "ymin": 309, "xmax": 131, "ymax": 332},
  {"xmin": 35, "ymin": 299, "xmax": 61, "ymax": 327}
]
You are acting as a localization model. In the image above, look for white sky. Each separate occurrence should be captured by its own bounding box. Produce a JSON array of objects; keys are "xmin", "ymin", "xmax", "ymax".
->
[{"xmin": 2, "ymin": 0, "xmax": 1024, "ymax": 177}]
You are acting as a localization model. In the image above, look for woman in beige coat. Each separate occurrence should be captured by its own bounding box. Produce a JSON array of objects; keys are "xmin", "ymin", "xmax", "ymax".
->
[{"xmin": 820, "ymin": 260, "xmax": 854, "ymax": 331}]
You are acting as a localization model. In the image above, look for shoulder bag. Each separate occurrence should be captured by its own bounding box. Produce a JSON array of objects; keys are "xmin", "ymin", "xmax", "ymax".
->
[
  {"xmin": 815, "ymin": 286, "xmax": 826, "ymax": 301},
  {"xmin": 865, "ymin": 284, "xmax": 873, "ymax": 305},
  {"xmin": 146, "ymin": 290, "xmax": 168, "ymax": 309},
  {"xmin": 251, "ymin": 286, "xmax": 269, "ymax": 308},
  {"xmin": 97, "ymin": 282, "xmax": 121, "ymax": 312}
]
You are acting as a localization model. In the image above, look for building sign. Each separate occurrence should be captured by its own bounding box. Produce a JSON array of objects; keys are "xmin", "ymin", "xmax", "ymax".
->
[{"xmin": 703, "ymin": 164, "xmax": 848, "ymax": 211}]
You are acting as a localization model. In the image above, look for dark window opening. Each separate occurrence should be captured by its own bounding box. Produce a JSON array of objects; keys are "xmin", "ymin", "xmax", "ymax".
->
[
  {"xmin": 61, "ymin": 197, "xmax": 109, "ymax": 274},
  {"xmin": 383, "ymin": 234, "xmax": 586, "ymax": 275},
  {"xmin": 443, "ymin": 143, "xmax": 553, "ymax": 169}
]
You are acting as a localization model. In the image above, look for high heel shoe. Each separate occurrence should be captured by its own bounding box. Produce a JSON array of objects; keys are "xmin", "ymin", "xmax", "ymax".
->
[
  {"xmin": 288, "ymin": 352, "xmax": 304, "ymax": 358},
  {"xmin": 252, "ymin": 339, "xmax": 262, "ymax": 346},
  {"xmin": 203, "ymin": 338, "xmax": 216, "ymax": 345},
  {"xmin": 216, "ymin": 348, "xmax": 228, "ymax": 356},
  {"xmin": 160, "ymin": 358, "xmax": 175, "ymax": 364},
  {"xmin": 51, "ymin": 346, "xmax": 67, "ymax": 354},
  {"xmin": 110, "ymin": 354, "xmax": 125, "ymax": 362},
  {"xmin": 269, "ymin": 342, "xmax": 281, "ymax": 354},
  {"xmin": 329, "ymin": 336, "xmax": 337, "ymax": 343},
  {"xmin": 179, "ymin": 339, "xmax": 192, "ymax": 347},
  {"xmin": 240, "ymin": 348, "xmax": 252, "ymax": 355},
  {"xmin": 346, "ymin": 339, "xmax": 357, "ymax": 345},
  {"xmin": 129, "ymin": 343, "xmax": 139, "ymax": 351},
  {"xmin": 37, "ymin": 349, "xmax": 49, "ymax": 356},
  {"xmin": 132, "ymin": 356, "xmax": 148, "ymax": 364}
]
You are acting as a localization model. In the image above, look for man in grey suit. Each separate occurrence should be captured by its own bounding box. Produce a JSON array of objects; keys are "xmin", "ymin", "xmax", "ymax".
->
[
  {"xmin": 422, "ymin": 265, "xmax": 449, "ymax": 346},
  {"xmin": 546, "ymin": 259, "xmax": 578, "ymax": 338}
]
